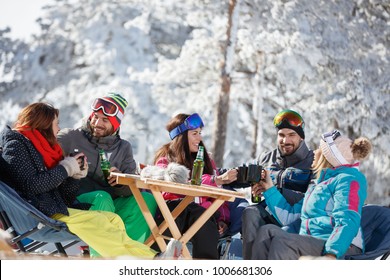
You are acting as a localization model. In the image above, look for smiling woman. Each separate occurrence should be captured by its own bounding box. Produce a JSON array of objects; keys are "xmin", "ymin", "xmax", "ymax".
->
[
  {"xmin": 151, "ymin": 112, "xmax": 244, "ymax": 259},
  {"xmin": 0, "ymin": 0, "xmax": 52, "ymax": 40}
]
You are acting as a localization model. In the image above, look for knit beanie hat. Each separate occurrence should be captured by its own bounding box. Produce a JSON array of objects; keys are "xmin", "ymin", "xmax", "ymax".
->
[
  {"xmin": 273, "ymin": 110, "xmax": 305, "ymax": 139},
  {"xmin": 277, "ymin": 120, "xmax": 305, "ymax": 139},
  {"xmin": 90, "ymin": 92, "xmax": 128, "ymax": 132},
  {"xmin": 320, "ymin": 130, "xmax": 372, "ymax": 167}
]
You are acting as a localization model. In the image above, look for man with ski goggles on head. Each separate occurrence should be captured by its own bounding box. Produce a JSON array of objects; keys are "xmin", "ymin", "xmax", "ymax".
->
[
  {"xmin": 57, "ymin": 92, "xmax": 157, "ymax": 257},
  {"xmin": 242, "ymin": 109, "xmax": 315, "ymax": 260}
]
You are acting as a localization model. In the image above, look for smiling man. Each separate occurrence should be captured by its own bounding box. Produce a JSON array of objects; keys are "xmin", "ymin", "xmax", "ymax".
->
[
  {"xmin": 241, "ymin": 109, "xmax": 315, "ymax": 259},
  {"xmin": 57, "ymin": 92, "xmax": 157, "ymax": 257},
  {"xmin": 277, "ymin": 128, "xmax": 302, "ymax": 156},
  {"xmin": 258, "ymin": 109, "xmax": 313, "ymax": 193}
]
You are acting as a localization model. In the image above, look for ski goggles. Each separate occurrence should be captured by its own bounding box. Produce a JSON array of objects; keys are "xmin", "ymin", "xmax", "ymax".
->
[
  {"xmin": 321, "ymin": 129, "xmax": 348, "ymax": 165},
  {"xmin": 321, "ymin": 129, "xmax": 341, "ymax": 142},
  {"xmin": 91, "ymin": 98, "xmax": 121, "ymax": 117},
  {"xmin": 169, "ymin": 113, "xmax": 204, "ymax": 140},
  {"xmin": 273, "ymin": 109, "xmax": 305, "ymax": 129}
]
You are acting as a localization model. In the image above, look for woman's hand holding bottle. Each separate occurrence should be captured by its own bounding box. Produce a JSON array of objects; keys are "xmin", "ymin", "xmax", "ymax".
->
[{"xmin": 251, "ymin": 169, "xmax": 273, "ymax": 199}]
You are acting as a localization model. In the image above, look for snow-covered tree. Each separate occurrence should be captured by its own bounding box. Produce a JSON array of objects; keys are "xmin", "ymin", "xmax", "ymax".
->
[{"xmin": 0, "ymin": 0, "xmax": 388, "ymax": 205}]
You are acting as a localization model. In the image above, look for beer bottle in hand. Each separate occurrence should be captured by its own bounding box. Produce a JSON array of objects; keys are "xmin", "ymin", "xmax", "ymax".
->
[
  {"xmin": 251, "ymin": 187, "xmax": 260, "ymax": 203},
  {"xmin": 99, "ymin": 149, "xmax": 111, "ymax": 182},
  {"xmin": 248, "ymin": 162, "xmax": 262, "ymax": 203},
  {"xmin": 191, "ymin": 145, "xmax": 204, "ymax": 185}
]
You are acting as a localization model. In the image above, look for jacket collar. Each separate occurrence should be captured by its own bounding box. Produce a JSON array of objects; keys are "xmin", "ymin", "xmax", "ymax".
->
[
  {"xmin": 318, "ymin": 163, "xmax": 361, "ymax": 183},
  {"xmin": 80, "ymin": 118, "xmax": 121, "ymax": 149},
  {"xmin": 277, "ymin": 140, "xmax": 311, "ymax": 166}
]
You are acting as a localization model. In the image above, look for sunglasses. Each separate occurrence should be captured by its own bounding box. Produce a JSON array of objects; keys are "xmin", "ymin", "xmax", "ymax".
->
[
  {"xmin": 169, "ymin": 113, "xmax": 204, "ymax": 140},
  {"xmin": 273, "ymin": 110, "xmax": 305, "ymax": 129},
  {"xmin": 91, "ymin": 98, "xmax": 119, "ymax": 117},
  {"xmin": 321, "ymin": 129, "xmax": 348, "ymax": 165}
]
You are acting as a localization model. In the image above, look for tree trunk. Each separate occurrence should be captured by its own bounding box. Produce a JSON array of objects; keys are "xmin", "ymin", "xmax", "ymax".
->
[
  {"xmin": 211, "ymin": 0, "xmax": 237, "ymax": 167},
  {"xmin": 253, "ymin": 52, "xmax": 265, "ymax": 159}
]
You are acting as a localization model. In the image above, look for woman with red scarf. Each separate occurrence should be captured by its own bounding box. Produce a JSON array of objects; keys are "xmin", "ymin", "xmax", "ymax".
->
[{"xmin": 0, "ymin": 102, "xmax": 180, "ymax": 258}]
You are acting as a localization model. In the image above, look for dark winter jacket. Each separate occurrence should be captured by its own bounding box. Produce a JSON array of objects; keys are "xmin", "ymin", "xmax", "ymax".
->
[
  {"xmin": 0, "ymin": 126, "xmax": 79, "ymax": 217},
  {"xmin": 258, "ymin": 141, "xmax": 314, "ymax": 203},
  {"xmin": 57, "ymin": 119, "xmax": 137, "ymax": 199}
]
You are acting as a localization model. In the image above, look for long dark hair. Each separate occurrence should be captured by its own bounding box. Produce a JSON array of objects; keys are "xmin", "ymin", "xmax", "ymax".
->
[
  {"xmin": 153, "ymin": 113, "xmax": 214, "ymax": 175},
  {"xmin": 14, "ymin": 102, "xmax": 59, "ymax": 146}
]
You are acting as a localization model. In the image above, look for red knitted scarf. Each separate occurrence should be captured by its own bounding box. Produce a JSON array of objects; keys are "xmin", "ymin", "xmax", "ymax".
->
[{"xmin": 19, "ymin": 128, "xmax": 64, "ymax": 169}]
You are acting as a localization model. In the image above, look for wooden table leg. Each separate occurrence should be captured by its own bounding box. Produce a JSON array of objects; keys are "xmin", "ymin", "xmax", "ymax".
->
[
  {"xmin": 180, "ymin": 198, "xmax": 225, "ymax": 245},
  {"xmin": 128, "ymin": 185, "xmax": 167, "ymax": 252},
  {"xmin": 151, "ymin": 190, "xmax": 192, "ymax": 258},
  {"xmin": 145, "ymin": 196, "xmax": 193, "ymax": 247}
]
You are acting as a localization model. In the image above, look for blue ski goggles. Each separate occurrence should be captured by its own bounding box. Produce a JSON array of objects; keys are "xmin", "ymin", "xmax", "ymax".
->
[{"xmin": 169, "ymin": 113, "xmax": 204, "ymax": 140}]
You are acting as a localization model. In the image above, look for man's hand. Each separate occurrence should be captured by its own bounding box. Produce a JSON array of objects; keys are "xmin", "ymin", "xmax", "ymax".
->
[{"xmin": 107, "ymin": 167, "xmax": 121, "ymax": 186}]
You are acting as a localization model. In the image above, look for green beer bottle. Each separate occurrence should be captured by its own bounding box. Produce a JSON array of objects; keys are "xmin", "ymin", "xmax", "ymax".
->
[
  {"xmin": 190, "ymin": 145, "xmax": 205, "ymax": 185},
  {"xmin": 251, "ymin": 187, "xmax": 260, "ymax": 203},
  {"xmin": 99, "ymin": 149, "xmax": 111, "ymax": 182},
  {"xmin": 248, "ymin": 163, "xmax": 262, "ymax": 203}
]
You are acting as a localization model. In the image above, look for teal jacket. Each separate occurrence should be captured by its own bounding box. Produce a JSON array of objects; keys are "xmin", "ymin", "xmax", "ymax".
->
[{"xmin": 263, "ymin": 164, "xmax": 367, "ymax": 259}]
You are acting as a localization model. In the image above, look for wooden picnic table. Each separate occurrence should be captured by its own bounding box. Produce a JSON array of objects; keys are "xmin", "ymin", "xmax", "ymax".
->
[{"xmin": 112, "ymin": 172, "xmax": 245, "ymax": 259}]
